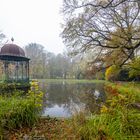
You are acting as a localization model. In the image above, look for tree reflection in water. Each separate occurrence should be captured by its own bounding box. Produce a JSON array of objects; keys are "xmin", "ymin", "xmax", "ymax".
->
[{"xmin": 39, "ymin": 81, "xmax": 106, "ymax": 117}]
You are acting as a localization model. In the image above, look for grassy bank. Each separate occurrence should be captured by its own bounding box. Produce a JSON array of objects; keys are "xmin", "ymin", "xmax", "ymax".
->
[
  {"xmin": 105, "ymin": 82, "xmax": 140, "ymax": 102},
  {"xmin": 69, "ymin": 82, "xmax": 140, "ymax": 139},
  {"xmin": 2, "ymin": 81, "xmax": 140, "ymax": 139},
  {"xmin": 0, "ymin": 81, "xmax": 43, "ymax": 139}
]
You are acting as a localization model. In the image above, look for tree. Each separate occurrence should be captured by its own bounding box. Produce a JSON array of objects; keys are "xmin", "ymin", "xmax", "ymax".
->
[
  {"xmin": 40, "ymin": 52, "xmax": 76, "ymax": 79},
  {"xmin": 105, "ymin": 65, "xmax": 121, "ymax": 81},
  {"xmin": 25, "ymin": 43, "xmax": 48, "ymax": 79},
  {"xmin": 129, "ymin": 57, "xmax": 140, "ymax": 79},
  {"xmin": 0, "ymin": 32, "xmax": 6, "ymax": 80},
  {"xmin": 0, "ymin": 32, "xmax": 6, "ymax": 46},
  {"xmin": 62, "ymin": 0, "xmax": 140, "ymax": 66}
]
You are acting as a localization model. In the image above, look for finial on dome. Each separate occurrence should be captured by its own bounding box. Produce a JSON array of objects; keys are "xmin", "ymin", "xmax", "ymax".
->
[{"xmin": 11, "ymin": 37, "xmax": 14, "ymax": 43}]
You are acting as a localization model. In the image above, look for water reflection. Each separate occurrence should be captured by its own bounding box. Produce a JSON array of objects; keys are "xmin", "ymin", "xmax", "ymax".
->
[{"xmin": 40, "ymin": 81, "xmax": 106, "ymax": 117}]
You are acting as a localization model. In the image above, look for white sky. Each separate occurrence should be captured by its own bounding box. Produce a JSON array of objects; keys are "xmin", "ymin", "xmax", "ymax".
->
[{"xmin": 0, "ymin": 0, "xmax": 65, "ymax": 54}]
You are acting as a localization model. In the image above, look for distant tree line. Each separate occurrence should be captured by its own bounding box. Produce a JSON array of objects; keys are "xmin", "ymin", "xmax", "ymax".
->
[{"xmin": 25, "ymin": 43, "xmax": 89, "ymax": 79}]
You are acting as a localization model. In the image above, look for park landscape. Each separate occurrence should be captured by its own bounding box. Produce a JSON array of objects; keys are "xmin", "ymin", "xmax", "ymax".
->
[{"xmin": 0, "ymin": 0, "xmax": 140, "ymax": 139}]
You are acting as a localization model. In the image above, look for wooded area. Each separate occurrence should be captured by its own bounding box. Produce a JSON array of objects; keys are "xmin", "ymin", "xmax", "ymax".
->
[
  {"xmin": 0, "ymin": 0, "xmax": 140, "ymax": 81},
  {"xmin": 61, "ymin": 0, "xmax": 140, "ymax": 81},
  {"xmin": 25, "ymin": 43, "xmax": 89, "ymax": 79}
]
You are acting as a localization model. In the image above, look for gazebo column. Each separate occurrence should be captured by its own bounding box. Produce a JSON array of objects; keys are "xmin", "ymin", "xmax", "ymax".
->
[
  {"xmin": 4, "ymin": 61, "xmax": 9, "ymax": 82},
  {"xmin": 16, "ymin": 62, "xmax": 19, "ymax": 82},
  {"xmin": 21, "ymin": 62, "xmax": 23, "ymax": 81},
  {"xmin": 27, "ymin": 61, "xmax": 29, "ymax": 81},
  {"xmin": 25, "ymin": 62, "xmax": 27, "ymax": 82}
]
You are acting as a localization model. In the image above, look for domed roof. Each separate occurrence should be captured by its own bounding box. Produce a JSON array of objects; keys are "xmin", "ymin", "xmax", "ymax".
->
[{"xmin": 0, "ymin": 44, "xmax": 25, "ymax": 57}]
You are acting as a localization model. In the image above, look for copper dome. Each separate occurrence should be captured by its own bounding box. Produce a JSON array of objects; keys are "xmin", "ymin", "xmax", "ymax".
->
[{"xmin": 0, "ymin": 44, "xmax": 25, "ymax": 57}]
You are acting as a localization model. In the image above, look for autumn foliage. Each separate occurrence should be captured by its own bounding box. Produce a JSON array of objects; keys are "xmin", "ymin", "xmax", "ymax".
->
[{"xmin": 105, "ymin": 65, "xmax": 120, "ymax": 81}]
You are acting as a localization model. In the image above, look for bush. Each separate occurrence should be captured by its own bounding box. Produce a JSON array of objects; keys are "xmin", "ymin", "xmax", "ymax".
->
[
  {"xmin": 129, "ymin": 57, "xmax": 140, "ymax": 80},
  {"xmin": 105, "ymin": 65, "xmax": 120, "ymax": 81},
  {"xmin": 0, "ymin": 83, "xmax": 30, "ymax": 94},
  {"xmin": 0, "ymin": 81, "xmax": 43, "ymax": 132},
  {"xmin": 0, "ymin": 96, "xmax": 37, "ymax": 129},
  {"xmin": 95, "ymin": 71, "xmax": 105, "ymax": 80},
  {"xmin": 118, "ymin": 68, "xmax": 132, "ymax": 81}
]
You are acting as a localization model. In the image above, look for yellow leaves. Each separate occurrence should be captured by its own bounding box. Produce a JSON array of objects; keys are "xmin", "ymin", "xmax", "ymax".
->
[
  {"xmin": 29, "ymin": 80, "xmax": 44, "ymax": 109},
  {"xmin": 37, "ymin": 92, "xmax": 43, "ymax": 97},
  {"xmin": 30, "ymin": 81, "xmax": 39, "ymax": 89},
  {"xmin": 110, "ymin": 99, "xmax": 116, "ymax": 107},
  {"xmin": 118, "ymin": 94, "xmax": 125, "ymax": 100},
  {"xmin": 36, "ymin": 104, "xmax": 42, "ymax": 107},
  {"xmin": 101, "ymin": 105, "xmax": 108, "ymax": 113},
  {"xmin": 105, "ymin": 65, "xmax": 120, "ymax": 81},
  {"xmin": 100, "ymin": 94, "xmax": 127, "ymax": 114}
]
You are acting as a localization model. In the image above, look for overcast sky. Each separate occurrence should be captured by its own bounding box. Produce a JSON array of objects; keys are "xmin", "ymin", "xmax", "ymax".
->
[{"xmin": 0, "ymin": 0, "xmax": 65, "ymax": 54}]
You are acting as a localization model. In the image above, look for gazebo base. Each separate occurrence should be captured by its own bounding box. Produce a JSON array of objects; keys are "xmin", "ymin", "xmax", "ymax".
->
[{"xmin": 0, "ymin": 82, "xmax": 30, "ymax": 94}]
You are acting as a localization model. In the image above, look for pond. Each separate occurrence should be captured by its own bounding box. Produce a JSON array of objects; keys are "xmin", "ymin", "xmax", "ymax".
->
[{"xmin": 39, "ymin": 80, "xmax": 106, "ymax": 118}]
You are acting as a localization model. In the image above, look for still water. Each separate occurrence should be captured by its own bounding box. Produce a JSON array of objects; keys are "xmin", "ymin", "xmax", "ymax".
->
[{"xmin": 40, "ymin": 80, "xmax": 106, "ymax": 118}]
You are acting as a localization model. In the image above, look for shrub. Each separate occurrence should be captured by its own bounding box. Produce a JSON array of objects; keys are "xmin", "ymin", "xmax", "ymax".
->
[
  {"xmin": 95, "ymin": 71, "xmax": 105, "ymax": 80},
  {"xmin": 0, "ymin": 96, "xmax": 37, "ymax": 129},
  {"xmin": 0, "ymin": 81, "xmax": 43, "ymax": 132},
  {"xmin": 129, "ymin": 57, "xmax": 140, "ymax": 80}
]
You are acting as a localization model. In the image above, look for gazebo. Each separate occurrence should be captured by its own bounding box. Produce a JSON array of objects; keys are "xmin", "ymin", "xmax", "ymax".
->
[{"xmin": 0, "ymin": 43, "xmax": 30, "ymax": 84}]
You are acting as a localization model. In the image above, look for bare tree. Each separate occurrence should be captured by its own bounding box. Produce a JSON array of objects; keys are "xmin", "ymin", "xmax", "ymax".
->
[
  {"xmin": 0, "ymin": 32, "xmax": 6, "ymax": 46},
  {"xmin": 25, "ymin": 43, "xmax": 48, "ymax": 79},
  {"xmin": 61, "ymin": 0, "xmax": 140, "ymax": 66}
]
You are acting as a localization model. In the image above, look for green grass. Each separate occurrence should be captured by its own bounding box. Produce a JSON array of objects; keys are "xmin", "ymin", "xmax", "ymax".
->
[
  {"xmin": 38, "ymin": 79, "xmax": 107, "ymax": 84},
  {"xmin": 106, "ymin": 82, "xmax": 140, "ymax": 102},
  {"xmin": 72, "ymin": 109, "xmax": 140, "ymax": 139},
  {"xmin": 119, "ymin": 81, "xmax": 140, "ymax": 90},
  {"xmin": 0, "ymin": 81, "xmax": 43, "ymax": 137},
  {"xmin": 0, "ymin": 95, "xmax": 37, "ymax": 129}
]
